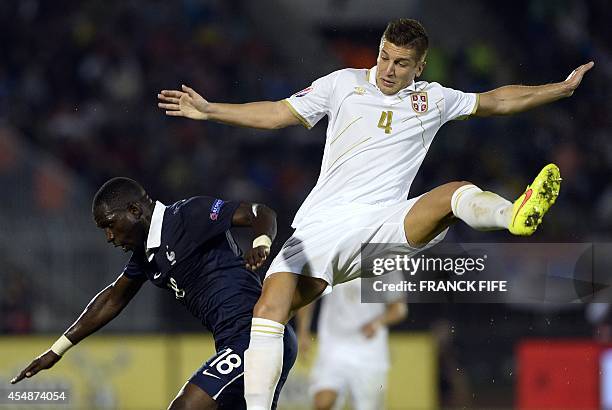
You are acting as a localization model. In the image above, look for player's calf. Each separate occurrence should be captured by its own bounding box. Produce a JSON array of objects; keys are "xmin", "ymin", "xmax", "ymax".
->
[{"xmin": 246, "ymin": 273, "xmax": 327, "ymax": 410}]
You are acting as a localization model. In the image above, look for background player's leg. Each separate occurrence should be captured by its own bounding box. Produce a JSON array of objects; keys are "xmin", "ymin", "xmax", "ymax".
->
[
  {"xmin": 404, "ymin": 181, "xmax": 513, "ymax": 246},
  {"xmin": 313, "ymin": 389, "xmax": 339, "ymax": 410},
  {"xmin": 168, "ymin": 382, "xmax": 217, "ymax": 410},
  {"xmin": 246, "ymin": 272, "xmax": 328, "ymax": 410}
]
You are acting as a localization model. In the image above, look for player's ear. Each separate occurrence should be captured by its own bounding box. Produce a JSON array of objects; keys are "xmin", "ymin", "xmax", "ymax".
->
[
  {"xmin": 415, "ymin": 60, "xmax": 426, "ymax": 77},
  {"xmin": 127, "ymin": 202, "xmax": 143, "ymax": 219}
]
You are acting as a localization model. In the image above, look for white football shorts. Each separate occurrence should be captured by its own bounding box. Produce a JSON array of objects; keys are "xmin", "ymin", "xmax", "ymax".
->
[
  {"xmin": 309, "ymin": 350, "xmax": 388, "ymax": 410},
  {"xmin": 266, "ymin": 195, "xmax": 448, "ymax": 289}
]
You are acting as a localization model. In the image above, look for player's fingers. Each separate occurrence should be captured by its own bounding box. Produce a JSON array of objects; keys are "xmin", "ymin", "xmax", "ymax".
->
[
  {"xmin": 157, "ymin": 94, "xmax": 180, "ymax": 104},
  {"xmin": 165, "ymin": 111, "xmax": 185, "ymax": 117},
  {"xmin": 10, "ymin": 369, "xmax": 27, "ymax": 384},
  {"xmin": 160, "ymin": 90, "xmax": 184, "ymax": 98},
  {"xmin": 581, "ymin": 61, "xmax": 595, "ymax": 71},
  {"xmin": 182, "ymin": 84, "xmax": 198, "ymax": 97},
  {"xmin": 158, "ymin": 103, "xmax": 180, "ymax": 110},
  {"xmin": 12, "ymin": 362, "xmax": 39, "ymax": 384}
]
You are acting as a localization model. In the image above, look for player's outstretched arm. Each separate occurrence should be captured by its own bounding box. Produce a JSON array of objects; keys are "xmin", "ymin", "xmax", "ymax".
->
[
  {"xmin": 232, "ymin": 202, "xmax": 277, "ymax": 270},
  {"xmin": 10, "ymin": 274, "xmax": 145, "ymax": 384},
  {"xmin": 158, "ymin": 85, "xmax": 300, "ymax": 129},
  {"xmin": 361, "ymin": 301, "xmax": 408, "ymax": 338},
  {"xmin": 475, "ymin": 61, "xmax": 594, "ymax": 117}
]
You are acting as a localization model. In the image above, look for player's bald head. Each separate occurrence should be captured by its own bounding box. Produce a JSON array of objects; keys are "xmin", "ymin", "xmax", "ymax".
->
[
  {"xmin": 382, "ymin": 18, "xmax": 429, "ymax": 61},
  {"xmin": 92, "ymin": 177, "xmax": 149, "ymax": 215}
]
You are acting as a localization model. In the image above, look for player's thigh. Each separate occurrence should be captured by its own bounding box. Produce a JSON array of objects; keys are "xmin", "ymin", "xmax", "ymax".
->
[
  {"xmin": 404, "ymin": 181, "xmax": 471, "ymax": 247},
  {"xmin": 292, "ymin": 274, "xmax": 328, "ymax": 314},
  {"xmin": 313, "ymin": 389, "xmax": 339, "ymax": 410},
  {"xmin": 168, "ymin": 382, "xmax": 217, "ymax": 410},
  {"xmin": 254, "ymin": 272, "xmax": 327, "ymax": 323},
  {"xmin": 188, "ymin": 342, "xmax": 248, "ymax": 409}
]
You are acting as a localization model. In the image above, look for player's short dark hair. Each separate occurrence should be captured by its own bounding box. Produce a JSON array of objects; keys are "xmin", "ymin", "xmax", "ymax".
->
[
  {"xmin": 92, "ymin": 177, "xmax": 147, "ymax": 213},
  {"xmin": 382, "ymin": 18, "xmax": 429, "ymax": 60}
]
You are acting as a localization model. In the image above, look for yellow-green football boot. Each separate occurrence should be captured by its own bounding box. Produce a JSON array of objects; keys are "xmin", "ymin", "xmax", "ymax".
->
[{"xmin": 509, "ymin": 164, "xmax": 562, "ymax": 236}]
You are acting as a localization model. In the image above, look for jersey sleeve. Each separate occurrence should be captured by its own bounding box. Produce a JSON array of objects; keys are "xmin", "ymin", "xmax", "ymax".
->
[
  {"xmin": 283, "ymin": 71, "xmax": 340, "ymax": 129},
  {"xmin": 177, "ymin": 196, "xmax": 240, "ymax": 245},
  {"xmin": 439, "ymin": 85, "xmax": 479, "ymax": 123},
  {"xmin": 122, "ymin": 253, "xmax": 147, "ymax": 279}
]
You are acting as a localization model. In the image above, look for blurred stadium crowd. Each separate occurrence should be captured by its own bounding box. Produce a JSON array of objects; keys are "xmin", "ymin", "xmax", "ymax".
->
[{"xmin": 1, "ymin": 0, "xmax": 611, "ymax": 406}]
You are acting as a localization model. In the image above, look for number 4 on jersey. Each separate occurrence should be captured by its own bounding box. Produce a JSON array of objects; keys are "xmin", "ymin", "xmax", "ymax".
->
[{"xmin": 377, "ymin": 110, "xmax": 393, "ymax": 134}]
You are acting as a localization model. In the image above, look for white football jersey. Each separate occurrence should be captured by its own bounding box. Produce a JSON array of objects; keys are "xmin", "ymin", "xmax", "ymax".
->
[
  {"xmin": 285, "ymin": 66, "xmax": 478, "ymax": 228},
  {"xmin": 317, "ymin": 279, "xmax": 402, "ymax": 369}
]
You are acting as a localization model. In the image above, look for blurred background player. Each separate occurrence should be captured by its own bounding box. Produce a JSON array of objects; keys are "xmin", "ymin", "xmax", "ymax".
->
[
  {"xmin": 297, "ymin": 279, "xmax": 407, "ymax": 410},
  {"xmin": 158, "ymin": 18, "xmax": 592, "ymax": 409},
  {"xmin": 10, "ymin": 177, "xmax": 297, "ymax": 410}
]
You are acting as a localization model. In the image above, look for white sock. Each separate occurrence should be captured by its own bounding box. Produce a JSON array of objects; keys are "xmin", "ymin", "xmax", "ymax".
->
[
  {"xmin": 451, "ymin": 184, "xmax": 513, "ymax": 231},
  {"xmin": 244, "ymin": 318, "xmax": 285, "ymax": 410}
]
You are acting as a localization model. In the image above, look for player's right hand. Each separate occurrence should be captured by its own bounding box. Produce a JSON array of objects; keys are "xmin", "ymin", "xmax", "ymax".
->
[
  {"xmin": 10, "ymin": 350, "xmax": 61, "ymax": 384},
  {"xmin": 244, "ymin": 245, "xmax": 270, "ymax": 271},
  {"xmin": 158, "ymin": 85, "xmax": 209, "ymax": 120}
]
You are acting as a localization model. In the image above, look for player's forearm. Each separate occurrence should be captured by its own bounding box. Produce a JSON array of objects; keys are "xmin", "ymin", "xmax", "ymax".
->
[
  {"xmin": 479, "ymin": 82, "xmax": 571, "ymax": 116},
  {"xmin": 207, "ymin": 101, "xmax": 287, "ymax": 129},
  {"xmin": 379, "ymin": 302, "xmax": 408, "ymax": 327},
  {"xmin": 64, "ymin": 285, "xmax": 126, "ymax": 344}
]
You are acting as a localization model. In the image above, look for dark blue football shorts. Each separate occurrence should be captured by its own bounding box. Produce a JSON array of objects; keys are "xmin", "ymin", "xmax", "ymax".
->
[{"xmin": 188, "ymin": 325, "xmax": 297, "ymax": 409}]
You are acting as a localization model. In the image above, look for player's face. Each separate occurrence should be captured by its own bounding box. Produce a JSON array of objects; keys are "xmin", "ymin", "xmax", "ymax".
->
[
  {"xmin": 94, "ymin": 204, "xmax": 146, "ymax": 253},
  {"xmin": 376, "ymin": 40, "xmax": 426, "ymax": 95}
]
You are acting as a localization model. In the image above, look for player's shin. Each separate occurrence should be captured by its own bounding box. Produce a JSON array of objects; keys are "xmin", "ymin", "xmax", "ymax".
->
[
  {"xmin": 244, "ymin": 318, "xmax": 285, "ymax": 410},
  {"xmin": 451, "ymin": 184, "xmax": 512, "ymax": 230}
]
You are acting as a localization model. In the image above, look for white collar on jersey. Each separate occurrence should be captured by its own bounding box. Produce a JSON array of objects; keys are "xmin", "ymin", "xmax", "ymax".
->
[
  {"xmin": 145, "ymin": 200, "xmax": 166, "ymax": 261},
  {"xmin": 368, "ymin": 66, "xmax": 417, "ymax": 95}
]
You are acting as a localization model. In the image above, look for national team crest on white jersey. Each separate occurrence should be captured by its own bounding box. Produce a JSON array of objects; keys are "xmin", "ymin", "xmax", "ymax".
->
[{"xmin": 410, "ymin": 92, "xmax": 428, "ymax": 113}]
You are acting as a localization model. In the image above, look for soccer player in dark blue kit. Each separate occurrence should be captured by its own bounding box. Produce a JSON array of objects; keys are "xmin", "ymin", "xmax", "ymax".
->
[{"xmin": 11, "ymin": 177, "xmax": 297, "ymax": 410}]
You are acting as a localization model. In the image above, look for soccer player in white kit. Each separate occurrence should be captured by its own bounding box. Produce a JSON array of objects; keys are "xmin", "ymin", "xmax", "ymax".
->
[
  {"xmin": 297, "ymin": 279, "xmax": 407, "ymax": 410},
  {"xmin": 158, "ymin": 18, "xmax": 594, "ymax": 409}
]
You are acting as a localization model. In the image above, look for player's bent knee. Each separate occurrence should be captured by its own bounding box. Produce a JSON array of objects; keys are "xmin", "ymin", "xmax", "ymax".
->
[
  {"xmin": 439, "ymin": 181, "xmax": 473, "ymax": 212},
  {"xmin": 253, "ymin": 297, "xmax": 291, "ymax": 323},
  {"xmin": 445, "ymin": 180, "xmax": 473, "ymax": 195}
]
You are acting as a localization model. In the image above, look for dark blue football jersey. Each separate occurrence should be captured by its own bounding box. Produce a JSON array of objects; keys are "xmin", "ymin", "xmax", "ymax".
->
[{"xmin": 122, "ymin": 196, "xmax": 263, "ymax": 347}]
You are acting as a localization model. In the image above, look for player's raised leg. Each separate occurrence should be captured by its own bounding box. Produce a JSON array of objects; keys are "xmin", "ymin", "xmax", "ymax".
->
[
  {"xmin": 245, "ymin": 272, "xmax": 328, "ymax": 410},
  {"xmin": 168, "ymin": 382, "xmax": 217, "ymax": 410},
  {"xmin": 404, "ymin": 164, "xmax": 561, "ymax": 245}
]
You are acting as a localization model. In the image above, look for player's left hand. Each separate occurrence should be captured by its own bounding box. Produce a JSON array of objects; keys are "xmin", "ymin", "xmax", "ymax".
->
[
  {"xmin": 361, "ymin": 319, "xmax": 382, "ymax": 338},
  {"xmin": 563, "ymin": 61, "xmax": 594, "ymax": 96},
  {"xmin": 245, "ymin": 245, "xmax": 270, "ymax": 271}
]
